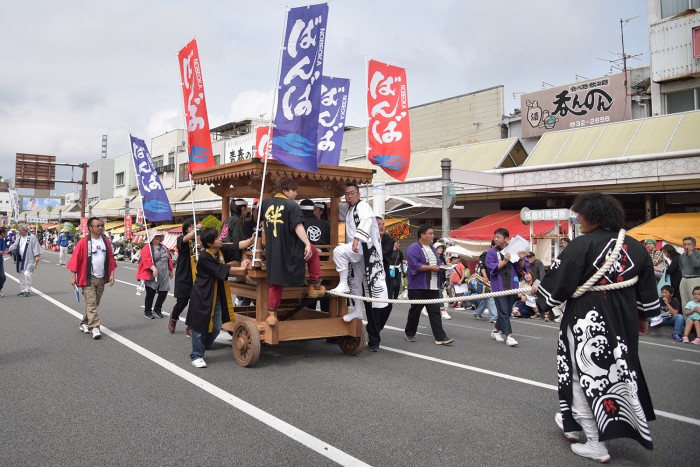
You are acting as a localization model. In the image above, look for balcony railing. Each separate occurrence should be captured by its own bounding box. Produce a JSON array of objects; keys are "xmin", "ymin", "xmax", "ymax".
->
[{"xmin": 155, "ymin": 164, "xmax": 175, "ymax": 174}]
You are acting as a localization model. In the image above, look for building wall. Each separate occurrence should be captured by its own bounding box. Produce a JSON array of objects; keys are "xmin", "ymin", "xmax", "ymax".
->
[
  {"xmin": 150, "ymin": 129, "xmax": 186, "ymax": 190},
  {"xmin": 112, "ymin": 151, "xmax": 137, "ymax": 199},
  {"xmin": 87, "ymin": 158, "xmax": 115, "ymax": 203},
  {"xmin": 341, "ymin": 86, "xmax": 505, "ymax": 161}
]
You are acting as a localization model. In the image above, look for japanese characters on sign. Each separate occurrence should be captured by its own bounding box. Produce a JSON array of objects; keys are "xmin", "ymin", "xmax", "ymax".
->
[
  {"xmin": 271, "ymin": 3, "xmax": 329, "ymax": 172},
  {"xmin": 178, "ymin": 39, "xmax": 215, "ymax": 174},
  {"xmin": 521, "ymin": 72, "xmax": 631, "ymax": 138},
  {"xmin": 124, "ymin": 214, "xmax": 133, "ymax": 241},
  {"xmin": 367, "ymin": 59, "xmax": 410, "ymax": 182},
  {"xmin": 256, "ymin": 126, "xmax": 272, "ymax": 159},
  {"xmin": 317, "ymin": 76, "xmax": 349, "ymax": 166},
  {"xmin": 129, "ymin": 135, "xmax": 173, "ymax": 222}
]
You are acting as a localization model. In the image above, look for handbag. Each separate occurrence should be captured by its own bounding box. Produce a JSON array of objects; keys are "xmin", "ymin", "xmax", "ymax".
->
[
  {"xmin": 656, "ymin": 270, "xmax": 671, "ymax": 297},
  {"xmin": 468, "ymin": 274, "xmax": 491, "ymax": 294}
]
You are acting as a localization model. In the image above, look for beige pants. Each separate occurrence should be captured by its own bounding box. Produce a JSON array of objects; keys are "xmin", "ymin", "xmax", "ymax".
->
[{"xmin": 81, "ymin": 275, "xmax": 106, "ymax": 330}]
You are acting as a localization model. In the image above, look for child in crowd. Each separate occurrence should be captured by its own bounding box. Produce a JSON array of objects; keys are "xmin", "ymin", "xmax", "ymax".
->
[
  {"xmin": 449, "ymin": 255, "xmax": 470, "ymax": 313},
  {"xmin": 681, "ymin": 286, "xmax": 700, "ymax": 344},
  {"xmin": 650, "ymin": 285, "xmax": 684, "ymax": 342},
  {"xmin": 512, "ymin": 273, "xmax": 539, "ymax": 319}
]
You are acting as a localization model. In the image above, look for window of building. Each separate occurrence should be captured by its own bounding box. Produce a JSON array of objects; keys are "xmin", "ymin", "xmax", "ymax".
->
[
  {"xmin": 660, "ymin": 0, "xmax": 700, "ymax": 19},
  {"xmin": 91, "ymin": 172, "xmax": 98, "ymax": 184},
  {"xmin": 115, "ymin": 172, "xmax": 125, "ymax": 187},
  {"xmin": 214, "ymin": 154, "xmax": 220, "ymax": 165},
  {"xmin": 179, "ymin": 163, "xmax": 190, "ymax": 182},
  {"xmin": 666, "ymin": 88, "xmax": 699, "ymax": 113},
  {"xmin": 693, "ymin": 26, "xmax": 700, "ymax": 58},
  {"xmin": 168, "ymin": 151, "xmax": 175, "ymax": 166},
  {"xmin": 153, "ymin": 156, "xmax": 163, "ymax": 169}
]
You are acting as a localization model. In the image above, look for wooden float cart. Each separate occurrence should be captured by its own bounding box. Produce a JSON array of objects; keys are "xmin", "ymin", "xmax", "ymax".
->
[{"xmin": 192, "ymin": 158, "xmax": 375, "ymax": 367}]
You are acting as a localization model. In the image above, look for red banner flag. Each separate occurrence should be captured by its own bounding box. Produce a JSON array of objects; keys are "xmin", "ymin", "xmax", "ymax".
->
[
  {"xmin": 367, "ymin": 60, "xmax": 410, "ymax": 182},
  {"xmin": 178, "ymin": 39, "xmax": 215, "ymax": 174},
  {"xmin": 124, "ymin": 214, "xmax": 133, "ymax": 241},
  {"xmin": 255, "ymin": 126, "xmax": 272, "ymax": 159}
]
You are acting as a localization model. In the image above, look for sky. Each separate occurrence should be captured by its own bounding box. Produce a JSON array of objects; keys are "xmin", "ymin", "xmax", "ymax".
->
[{"xmin": 1, "ymin": 0, "xmax": 650, "ymax": 193}]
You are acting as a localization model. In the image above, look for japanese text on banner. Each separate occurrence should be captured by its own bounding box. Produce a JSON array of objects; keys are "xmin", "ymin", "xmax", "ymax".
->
[
  {"xmin": 317, "ymin": 76, "xmax": 349, "ymax": 166},
  {"xmin": 178, "ymin": 39, "xmax": 215, "ymax": 174},
  {"xmin": 367, "ymin": 59, "xmax": 410, "ymax": 182},
  {"xmin": 271, "ymin": 3, "xmax": 329, "ymax": 172},
  {"xmin": 129, "ymin": 134, "xmax": 173, "ymax": 222}
]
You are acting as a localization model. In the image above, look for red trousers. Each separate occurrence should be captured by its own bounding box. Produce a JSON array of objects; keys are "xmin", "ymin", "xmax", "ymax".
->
[{"xmin": 268, "ymin": 247, "xmax": 321, "ymax": 310}]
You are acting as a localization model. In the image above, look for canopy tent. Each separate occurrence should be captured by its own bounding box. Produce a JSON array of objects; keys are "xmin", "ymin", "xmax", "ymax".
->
[
  {"xmin": 448, "ymin": 210, "xmax": 558, "ymax": 264},
  {"xmin": 627, "ymin": 213, "xmax": 700, "ymax": 247}
]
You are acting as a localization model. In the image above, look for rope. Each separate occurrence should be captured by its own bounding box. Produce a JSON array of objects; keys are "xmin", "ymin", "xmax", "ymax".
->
[{"xmin": 329, "ymin": 229, "xmax": 638, "ymax": 305}]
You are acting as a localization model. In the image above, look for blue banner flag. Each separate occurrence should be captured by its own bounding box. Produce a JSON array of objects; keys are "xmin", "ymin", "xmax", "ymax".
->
[
  {"xmin": 130, "ymin": 134, "xmax": 173, "ymax": 222},
  {"xmin": 272, "ymin": 3, "xmax": 329, "ymax": 172},
  {"xmin": 317, "ymin": 76, "xmax": 349, "ymax": 166}
]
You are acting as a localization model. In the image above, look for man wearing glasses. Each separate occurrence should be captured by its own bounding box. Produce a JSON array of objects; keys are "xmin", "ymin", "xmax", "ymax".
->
[
  {"xmin": 67, "ymin": 217, "xmax": 117, "ymax": 339},
  {"xmin": 330, "ymin": 182, "xmax": 389, "ymax": 352}
]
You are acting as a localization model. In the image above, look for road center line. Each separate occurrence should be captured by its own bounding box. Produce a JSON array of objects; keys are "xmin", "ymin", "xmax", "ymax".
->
[
  {"xmin": 673, "ymin": 359, "xmax": 700, "ymax": 366},
  {"xmin": 3, "ymin": 275, "xmax": 371, "ymax": 467}
]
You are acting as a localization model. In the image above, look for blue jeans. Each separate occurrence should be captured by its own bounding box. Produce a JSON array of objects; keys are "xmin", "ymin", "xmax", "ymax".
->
[
  {"xmin": 494, "ymin": 295, "xmax": 515, "ymax": 335},
  {"xmin": 190, "ymin": 301, "xmax": 223, "ymax": 360},
  {"xmin": 661, "ymin": 314, "xmax": 685, "ymax": 335},
  {"xmin": 473, "ymin": 297, "xmax": 497, "ymax": 321}
]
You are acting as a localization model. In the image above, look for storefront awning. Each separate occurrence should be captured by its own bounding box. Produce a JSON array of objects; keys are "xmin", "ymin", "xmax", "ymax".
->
[
  {"xmin": 523, "ymin": 110, "xmax": 700, "ymax": 167},
  {"xmin": 627, "ymin": 213, "xmax": 700, "ymax": 247}
]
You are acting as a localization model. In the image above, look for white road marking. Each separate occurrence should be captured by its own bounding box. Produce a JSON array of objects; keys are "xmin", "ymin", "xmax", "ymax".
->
[
  {"xmin": 673, "ymin": 359, "xmax": 700, "ymax": 366},
  {"xmin": 3, "ymin": 274, "xmax": 371, "ymax": 467},
  {"xmin": 639, "ymin": 340, "xmax": 700, "ymax": 353}
]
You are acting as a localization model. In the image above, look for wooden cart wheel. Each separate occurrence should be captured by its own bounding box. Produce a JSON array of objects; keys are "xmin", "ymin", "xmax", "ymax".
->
[
  {"xmin": 232, "ymin": 321, "xmax": 261, "ymax": 367},
  {"xmin": 338, "ymin": 324, "xmax": 368, "ymax": 356}
]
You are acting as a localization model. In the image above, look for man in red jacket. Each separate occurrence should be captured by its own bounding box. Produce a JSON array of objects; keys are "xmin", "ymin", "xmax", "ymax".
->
[{"xmin": 67, "ymin": 217, "xmax": 117, "ymax": 339}]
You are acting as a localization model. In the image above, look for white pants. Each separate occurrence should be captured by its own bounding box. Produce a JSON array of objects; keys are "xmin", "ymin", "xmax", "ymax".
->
[
  {"xmin": 20, "ymin": 270, "xmax": 33, "ymax": 293},
  {"xmin": 567, "ymin": 327, "xmax": 596, "ymax": 436},
  {"xmin": 333, "ymin": 243, "xmax": 367, "ymax": 308},
  {"xmin": 59, "ymin": 246, "xmax": 68, "ymax": 265}
]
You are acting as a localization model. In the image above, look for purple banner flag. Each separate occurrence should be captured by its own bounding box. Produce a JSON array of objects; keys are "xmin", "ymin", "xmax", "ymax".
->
[
  {"xmin": 130, "ymin": 134, "xmax": 173, "ymax": 222},
  {"xmin": 317, "ymin": 76, "xmax": 349, "ymax": 166},
  {"xmin": 272, "ymin": 3, "xmax": 329, "ymax": 172}
]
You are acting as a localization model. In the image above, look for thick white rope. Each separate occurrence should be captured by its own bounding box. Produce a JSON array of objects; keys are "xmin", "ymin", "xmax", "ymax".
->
[{"xmin": 328, "ymin": 229, "xmax": 637, "ymax": 305}]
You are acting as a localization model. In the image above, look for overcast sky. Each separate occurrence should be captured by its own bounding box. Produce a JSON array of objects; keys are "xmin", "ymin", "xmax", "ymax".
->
[{"xmin": 2, "ymin": 0, "xmax": 649, "ymax": 193}]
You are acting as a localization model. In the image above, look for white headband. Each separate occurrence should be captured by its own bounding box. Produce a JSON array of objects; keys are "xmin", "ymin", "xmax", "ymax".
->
[
  {"xmin": 300, "ymin": 205, "xmax": 314, "ymax": 211},
  {"xmin": 314, "ymin": 202, "xmax": 325, "ymax": 210},
  {"xmin": 234, "ymin": 200, "xmax": 248, "ymax": 206}
]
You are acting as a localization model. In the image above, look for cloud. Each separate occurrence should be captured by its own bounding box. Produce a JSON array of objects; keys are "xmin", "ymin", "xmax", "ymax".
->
[{"xmin": 226, "ymin": 89, "xmax": 275, "ymax": 124}]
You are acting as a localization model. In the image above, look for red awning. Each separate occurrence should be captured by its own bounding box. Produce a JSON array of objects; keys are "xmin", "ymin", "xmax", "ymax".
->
[{"xmin": 451, "ymin": 210, "xmax": 555, "ymax": 241}]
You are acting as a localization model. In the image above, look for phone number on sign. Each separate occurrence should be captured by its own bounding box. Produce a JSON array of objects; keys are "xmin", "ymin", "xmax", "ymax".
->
[{"xmin": 569, "ymin": 116, "xmax": 610, "ymax": 128}]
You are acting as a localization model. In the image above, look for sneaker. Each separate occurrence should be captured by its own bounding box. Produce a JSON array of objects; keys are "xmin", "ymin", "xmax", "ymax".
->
[
  {"xmin": 649, "ymin": 315, "xmax": 664, "ymax": 327},
  {"xmin": 191, "ymin": 358, "xmax": 207, "ymax": 368},
  {"xmin": 79, "ymin": 323, "xmax": 89, "ymax": 334},
  {"xmin": 441, "ymin": 310, "xmax": 451, "ymax": 320},
  {"xmin": 0, "ymin": 292, "xmax": 4, "ymax": 298},
  {"xmin": 692, "ymin": 338, "xmax": 700, "ymax": 345},
  {"xmin": 682, "ymin": 336, "xmax": 690, "ymax": 343},
  {"xmin": 570, "ymin": 441, "xmax": 610, "ymax": 463},
  {"xmin": 531, "ymin": 313, "xmax": 542, "ymax": 320},
  {"xmin": 672, "ymin": 333, "xmax": 682, "ymax": 342},
  {"xmin": 91, "ymin": 328, "xmax": 101, "ymax": 339},
  {"xmin": 455, "ymin": 306, "xmax": 466, "ymax": 311},
  {"xmin": 154, "ymin": 310, "xmax": 164, "ymax": 319},
  {"xmin": 435, "ymin": 337, "xmax": 454, "ymax": 345},
  {"xmin": 421, "ymin": 309, "xmax": 428, "ymax": 317},
  {"xmin": 145, "ymin": 312, "xmax": 155, "ymax": 319},
  {"xmin": 554, "ymin": 315, "xmax": 562, "ymax": 323},
  {"xmin": 505, "ymin": 335, "xmax": 518, "ymax": 347},
  {"xmin": 405, "ymin": 335, "xmax": 416, "ymax": 342},
  {"xmin": 368, "ymin": 346, "xmax": 379, "ymax": 352},
  {"xmin": 554, "ymin": 413, "xmax": 581, "ymax": 442},
  {"xmin": 489, "ymin": 319, "xmax": 497, "ymax": 324},
  {"xmin": 491, "ymin": 329, "xmax": 504, "ymax": 342},
  {"xmin": 308, "ymin": 282, "xmax": 326, "ymax": 298}
]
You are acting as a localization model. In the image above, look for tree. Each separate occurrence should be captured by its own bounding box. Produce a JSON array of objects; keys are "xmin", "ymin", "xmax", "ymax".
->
[{"xmin": 200, "ymin": 215, "xmax": 222, "ymax": 233}]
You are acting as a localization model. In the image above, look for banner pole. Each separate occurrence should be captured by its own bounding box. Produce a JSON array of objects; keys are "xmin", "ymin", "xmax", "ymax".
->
[
  {"xmin": 365, "ymin": 55, "xmax": 370, "ymax": 171},
  {"xmin": 252, "ymin": 5, "xmax": 290, "ymax": 267}
]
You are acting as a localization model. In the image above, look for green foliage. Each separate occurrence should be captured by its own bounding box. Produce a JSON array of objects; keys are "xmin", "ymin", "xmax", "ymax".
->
[{"xmin": 200, "ymin": 215, "xmax": 222, "ymax": 233}]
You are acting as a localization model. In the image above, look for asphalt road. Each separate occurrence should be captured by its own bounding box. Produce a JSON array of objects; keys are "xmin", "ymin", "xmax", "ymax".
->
[{"xmin": 1, "ymin": 250, "xmax": 699, "ymax": 466}]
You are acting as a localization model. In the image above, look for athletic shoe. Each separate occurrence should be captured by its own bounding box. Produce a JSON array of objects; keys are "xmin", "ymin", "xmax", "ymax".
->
[
  {"xmin": 91, "ymin": 328, "xmax": 101, "ymax": 339},
  {"xmin": 554, "ymin": 413, "xmax": 581, "ymax": 442},
  {"xmin": 489, "ymin": 319, "xmax": 497, "ymax": 324},
  {"xmin": 421, "ymin": 309, "xmax": 428, "ymax": 317},
  {"xmin": 435, "ymin": 337, "xmax": 454, "ymax": 345},
  {"xmin": 531, "ymin": 313, "xmax": 542, "ymax": 320},
  {"xmin": 168, "ymin": 319, "xmax": 177, "ymax": 334},
  {"xmin": 692, "ymin": 338, "xmax": 700, "ymax": 345},
  {"xmin": 154, "ymin": 310, "xmax": 164, "ymax": 319},
  {"xmin": 505, "ymin": 335, "xmax": 518, "ymax": 347},
  {"xmin": 145, "ymin": 312, "xmax": 155, "ymax": 319},
  {"xmin": 308, "ymin": 282, "xmax": 326, "ymax": 298},
  {"xmin": 672, "ymin": 333, "xmax": 682, "ymax": 342},
  {"xmin": 368, "ymin": 346, "xmax": 379, "ymax": 352},
  {"xmin": 441, "ymin": 310, "xmax": 452, "ymax": 320},
  {"xmin": 649, "ymin": 315, "xmax": 664, "ymax": 327},
  {"xmin": 455, "ymin": 306, "xmax": 466, "ymax": 311},
  {"xmin": 554, "ymin": 315, "xmax": 562, "ymax": 323},
  {"xmin": 191, "ymin": 358, "xmax": 207, "ymax": 368},
  {"xmin": 570, "ymin": 441, "xmax": 610, "ymax": 463},
  {"xmin": 491, "ymin": 329, "xmax": 504, "ymax": 342},
  {"xmin": 79, "ymin": 323, "xmax": 89, "ymax": 334},
  {"xmin": 682, "ymin": 336, "xmax": 690, "ymax": 343},
  {"xmin": 0, "ymin": 292, "xmax": 4, "ymax": 298},
  {"xmin": 405, "ymin": 335, "xmax": 416, "ymax": 342}
]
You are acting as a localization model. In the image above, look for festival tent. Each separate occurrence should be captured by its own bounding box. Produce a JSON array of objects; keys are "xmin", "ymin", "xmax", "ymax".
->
[
  {"xmin": 448, "ymin": 210, "xmax": 559, "ymax": 264},
  {"xmin": 627, "ymin": 213, "xmax": 700, "ymax": 247}
]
